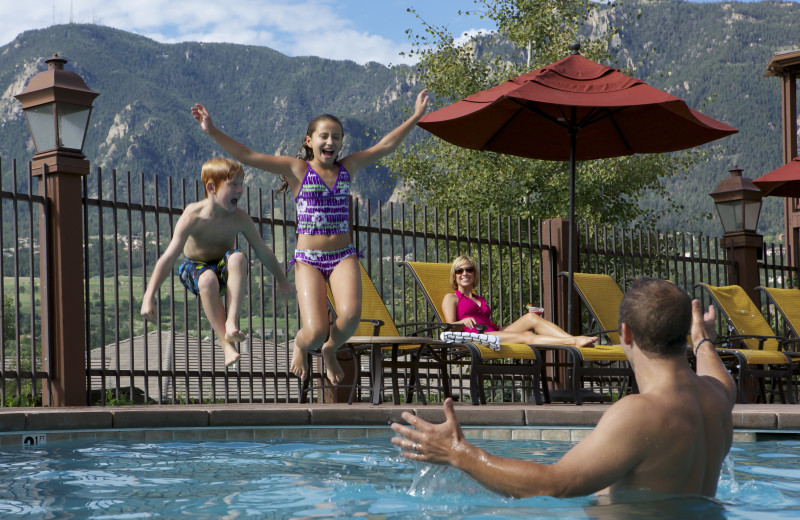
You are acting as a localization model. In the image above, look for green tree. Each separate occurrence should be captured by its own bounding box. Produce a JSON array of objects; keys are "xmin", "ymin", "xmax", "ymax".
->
[
  {"xmin": 3, "ymin": 295, "xmax": 15, "ymax": 343},
  {"xmin": 385, "ymin": 0, "xmax": 706, "ymax": 229}
]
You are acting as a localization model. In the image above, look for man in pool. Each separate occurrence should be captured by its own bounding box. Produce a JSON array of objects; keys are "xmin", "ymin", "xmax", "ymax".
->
[{"xmin": 391, "ymin": 278, "xmax": 737, "ymax": 499}]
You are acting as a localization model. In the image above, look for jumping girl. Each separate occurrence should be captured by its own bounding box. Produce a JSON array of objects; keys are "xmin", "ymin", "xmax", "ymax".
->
[{"xmin": 191, "ymin": 90, "xmax": 428, "ymax": 384}]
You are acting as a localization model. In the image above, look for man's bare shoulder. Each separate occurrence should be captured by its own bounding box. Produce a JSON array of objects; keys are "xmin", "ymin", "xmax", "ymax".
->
[
  {"xmin": 595, "ymin": 393, "xmax": 673, "ymax": 433},
  {"xmin": 696, "ymin": 374, "xmax": 736, "ymax": 404},
  {"xmin": 598, "ymin": 375, "xmax": 730, "ymax": 437},
  {"xmin": 600, "ymin": 393, "xmax": 653, "ymax": 419}
]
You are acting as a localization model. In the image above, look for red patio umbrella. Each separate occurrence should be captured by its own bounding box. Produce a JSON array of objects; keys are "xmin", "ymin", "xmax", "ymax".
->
[
  {"xmin": 417, "ymin": 44, "xmax": 737, "ymax": 330},
  {"xmin": 753, "ymin": 158, "xmax": 800, "ymax": 198}
]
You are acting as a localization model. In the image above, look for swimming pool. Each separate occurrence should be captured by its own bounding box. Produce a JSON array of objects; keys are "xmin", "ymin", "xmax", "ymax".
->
[{"xmin": 0, "ymin": 432, "xmax": 798, "ymax": 519}]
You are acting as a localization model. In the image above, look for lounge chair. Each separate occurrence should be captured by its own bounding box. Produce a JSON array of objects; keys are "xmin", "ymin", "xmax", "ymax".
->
[
  {"xmin": 568, "ymin": 273, "xmax": 625, "ymax": 345},
  {"xmin": 574, "ymin": 273, "xmax": 697, "ymax": 351},
  {"xmin": 557, "ymin": 273, "xmax": 635, "ymax": 400},
  {"xmin": 399, "ymin": 261, "xmax": 575, "ymax": 405},
  {"xmin": 756, "ymin": 286, "xmax": 800, "ymax": 339},
  {"xmin": 756, "ymin": 285, "xmax": 800, "ymax": 402},
  {"xmin": 302, "ymin": 261, "xmax": 461, "ymax": 405},
  {"xmin": 696, "ymin": 283, "xmax": 799, "ymax": 403}
]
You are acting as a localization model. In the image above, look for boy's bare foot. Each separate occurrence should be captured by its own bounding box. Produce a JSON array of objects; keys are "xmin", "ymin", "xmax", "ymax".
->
[
  {"xmin": 575, "ymin": 336, "xmax": 599, "ymax": 348},
  {"xmin": 321, "ymin": 344, "xmax": 345, "ymax": 385},
  {"xmin": 222, "ymin": 342, "xmax": 241, "ymax": 367},
  {"xmin": 225, "ymin": 321, "xmax": 247, "ymax": 343},
  {"xmin": 290, "ymin": 345, "xmax": 309, "ymax": 380}
]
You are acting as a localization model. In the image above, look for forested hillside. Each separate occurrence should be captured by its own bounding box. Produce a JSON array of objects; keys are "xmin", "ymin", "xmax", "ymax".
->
[
  {"xmin": 0, "ymin": 24, "xmax": 418, "ymax": 203},
  {"xmin": 0, "ymin": 0, "xmax": 798, "ymax": 237},
  {"xmin": 599, "ymin": 0, "xmax": 800, "ymax": 238}
]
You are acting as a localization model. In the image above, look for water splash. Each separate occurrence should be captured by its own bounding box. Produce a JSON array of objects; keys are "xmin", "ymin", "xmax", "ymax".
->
[
  {"xmin": 718, "ymin": 453, "xmax": 738, "ymax": 495},
  {"xmin": 407, "ymin": 464, "xmax": 485, "ymax": 498}
]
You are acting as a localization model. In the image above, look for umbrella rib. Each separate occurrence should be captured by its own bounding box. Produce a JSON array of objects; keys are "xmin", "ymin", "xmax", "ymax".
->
[
  {"xmin": 579, "ymin": 106, "xmax": 628, "ymax": 128},
  {"xmin": 571, "ymin": 106, "xmax": 633, "ymax": 154},
  {"xmin": 507, "ymin": 98, "xmax": 567, "ymax": 129},
  {"xmin": 481, "ymin": 101, "xmax": 566, "ymax": 152},
  {"xmin": 499, "ymin": 101, "xmax": 633, "ymax": 157},
  {"xmin": 602, "ymin": 110, "xmax": 632, "ymax": 153}
]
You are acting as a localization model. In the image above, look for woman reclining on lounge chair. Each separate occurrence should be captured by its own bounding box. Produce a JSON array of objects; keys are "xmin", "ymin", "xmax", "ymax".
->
[{"xmin": 442, "ymin": 256, "xmax": 597, "ymax": 348}]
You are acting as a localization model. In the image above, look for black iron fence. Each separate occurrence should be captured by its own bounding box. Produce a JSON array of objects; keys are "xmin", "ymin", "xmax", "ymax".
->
[
  {"xmin": 1, "ymin": 161, "xmax": 796, "ymax": 406},
  {"xmin": 1, "ymin": 159, "xmax": 49, "ymax": 406}
]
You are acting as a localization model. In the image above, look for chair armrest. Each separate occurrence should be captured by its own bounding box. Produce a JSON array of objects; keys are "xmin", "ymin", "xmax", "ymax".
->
[
  {"xmin": 778, "ymin": 337, "xmax": 800, "ymax": 352},
  {"xmin": 716, "ymin": 334, "xmax": 776, "ymax": 350},
  {"xmin": 583, "ymin": 327, "xmax": 618, "ymax": 345},
  {"xmin": 587, "ymin": 327, "xmax": 618, "ymax": 336},
  {"xmin": 394, "ymin": 321, "xmax": 448, "ymax": 337},
  {"xmin": 360, "ymin": 318, "xmax": 384, "ymax": 336}
]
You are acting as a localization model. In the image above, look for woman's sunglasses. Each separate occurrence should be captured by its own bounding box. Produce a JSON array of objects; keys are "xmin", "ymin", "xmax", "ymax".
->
[{"xmin": 454, "ymin": 267, "xmax": 475, "ymax": 274}]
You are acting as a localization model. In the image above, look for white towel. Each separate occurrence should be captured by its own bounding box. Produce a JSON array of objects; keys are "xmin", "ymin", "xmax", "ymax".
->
[{"xmin": 440, "ymin": 331, "xmax": 501, "ymax": 351}]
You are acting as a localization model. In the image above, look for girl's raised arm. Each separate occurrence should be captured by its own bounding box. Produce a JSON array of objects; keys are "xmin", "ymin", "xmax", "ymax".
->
[
  {"xmin": 191, "ymin": 104, "xmax": 303, "ymax": 179},
  {"xmin": 340, "ymin": 89, "xmax": 428, "ymax": 174}
]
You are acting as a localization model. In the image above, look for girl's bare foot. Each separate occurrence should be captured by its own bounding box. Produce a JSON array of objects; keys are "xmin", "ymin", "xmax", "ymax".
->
[
  {"xmin": 321, "ymin": 344, "xmax": 345, "ymax": 385},
  {"xmin": 222, "ymin": 342, "xmax": 240, "ymax": 367},
  {"xmin": 575, "ymin": 336, "xmax": 599, "ymax": 348},
  {"xmin": 225, "ymin": 321, "xmax": 247, "ymax": 343},
  {"xmin": 291, "ymin": 345, "xmax": 309, "ymax": 380}
]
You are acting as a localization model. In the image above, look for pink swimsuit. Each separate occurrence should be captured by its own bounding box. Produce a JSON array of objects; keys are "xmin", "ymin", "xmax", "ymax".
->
[{"xmin": 455, "ymin": 290, "xmax": 499, "ymax": 333}]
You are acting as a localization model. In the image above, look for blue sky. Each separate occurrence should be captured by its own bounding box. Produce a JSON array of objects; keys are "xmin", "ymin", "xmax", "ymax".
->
[{"xmin": 2, "ymin": 1, "xmax": 796, "ymax": 65}]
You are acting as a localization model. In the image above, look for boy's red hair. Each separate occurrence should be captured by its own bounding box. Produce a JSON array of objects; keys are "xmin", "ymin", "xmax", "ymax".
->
[{"xmin": 201, "ymin": 157, "xmax": 244, "ymax": 198}]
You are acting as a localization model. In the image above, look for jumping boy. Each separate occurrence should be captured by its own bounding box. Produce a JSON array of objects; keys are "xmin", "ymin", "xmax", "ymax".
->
[{"xmin": 141, "ymin": 157, "xmax": 293, "ymax": 366}]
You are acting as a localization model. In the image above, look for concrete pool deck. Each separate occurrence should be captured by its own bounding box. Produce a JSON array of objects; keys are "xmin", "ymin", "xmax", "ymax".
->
[{"xmin": 1, "ymin": 402, "xmax": 799, "ymax": 446}]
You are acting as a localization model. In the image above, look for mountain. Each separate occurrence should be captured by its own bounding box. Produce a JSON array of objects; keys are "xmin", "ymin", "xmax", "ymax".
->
[
  {"xmin": 0, "ymin": 23, "xmax": 417, "ymax": 203},
  {"xmin": 0, "ymin": 0, "xmax": 799, "ymax": 238},
  {"xmin": 599, "ymin": 0, "xmax": 800, "ymax": 238}
]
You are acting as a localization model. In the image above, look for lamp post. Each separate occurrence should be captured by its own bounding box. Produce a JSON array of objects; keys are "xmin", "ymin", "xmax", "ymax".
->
[
  {"xmin": 15, "ymin": 55, "xmax": 99, "ymax": 406},
  {"xmin": 709, "ymin": 167, "xmax": 764, "ymax": 304}
]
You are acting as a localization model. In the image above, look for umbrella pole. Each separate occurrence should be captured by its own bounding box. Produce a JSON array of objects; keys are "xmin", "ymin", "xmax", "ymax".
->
[{"xmin": 567, "ymin": 119, "xmax": 577, "ymax": 335}]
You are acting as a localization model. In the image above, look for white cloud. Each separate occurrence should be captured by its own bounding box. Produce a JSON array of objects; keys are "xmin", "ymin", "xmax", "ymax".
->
[
  {"xmin": 290, "ymin": 28, "xmax": 409, "ymax": 64},
  {"xmin": 2, "ymin": 0, "xmax": 418, "ymax": 65},
  {"xmin": 454, "ymin": 28, "xmax": 490, "ymax": 47}
]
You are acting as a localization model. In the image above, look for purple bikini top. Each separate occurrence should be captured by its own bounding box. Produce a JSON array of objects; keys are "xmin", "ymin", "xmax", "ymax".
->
[{"xmin": 294, "ymin": 162, "xmax": 351, "ymax": 235}]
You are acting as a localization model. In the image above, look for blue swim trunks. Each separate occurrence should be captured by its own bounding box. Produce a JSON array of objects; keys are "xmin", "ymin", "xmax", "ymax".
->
[{"xmin": 178, "ymin": 249, "xmax": 242, "ymax": 296}]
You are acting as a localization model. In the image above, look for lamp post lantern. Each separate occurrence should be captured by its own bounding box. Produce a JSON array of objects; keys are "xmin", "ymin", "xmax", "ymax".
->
[
  {"xmin": 15, "ymin": 54, "xmax": 98, "ymax": 176},
  {"xmin": 15, "ymin": 55, "xmax": 99, "ymax": 406},
  {"xmin": 710, "ymin": 167, "xmax": 764, "ymax": 234},
  {"xmin": 709, "ymin": 167, "xmax": 764, "ymax": 303}
]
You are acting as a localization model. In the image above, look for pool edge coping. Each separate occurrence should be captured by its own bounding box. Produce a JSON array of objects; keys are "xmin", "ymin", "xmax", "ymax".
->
[{"xmin": 1, "ymin": 403, "xmax": 799, "ymax": 445}]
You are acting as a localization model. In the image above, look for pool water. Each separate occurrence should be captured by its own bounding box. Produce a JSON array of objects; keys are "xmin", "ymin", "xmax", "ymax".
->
[{"xmin": 0, "ymin": 433, "xmax": 798, "ymax": 519}]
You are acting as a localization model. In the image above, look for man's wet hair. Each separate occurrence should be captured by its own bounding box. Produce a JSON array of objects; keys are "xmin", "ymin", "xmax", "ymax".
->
[{"xmin": 618, "ymin": 277, "xmax": 691, "ymax": 357}]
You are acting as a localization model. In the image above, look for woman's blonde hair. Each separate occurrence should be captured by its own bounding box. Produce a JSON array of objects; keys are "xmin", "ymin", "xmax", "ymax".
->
[
  {"xmin": 450, "ymin": 255, "xmax": 479, "ymax": 290},
  {"xmin": 201, "ymin": 157, "xmax": 244, "ymax": 198}
]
